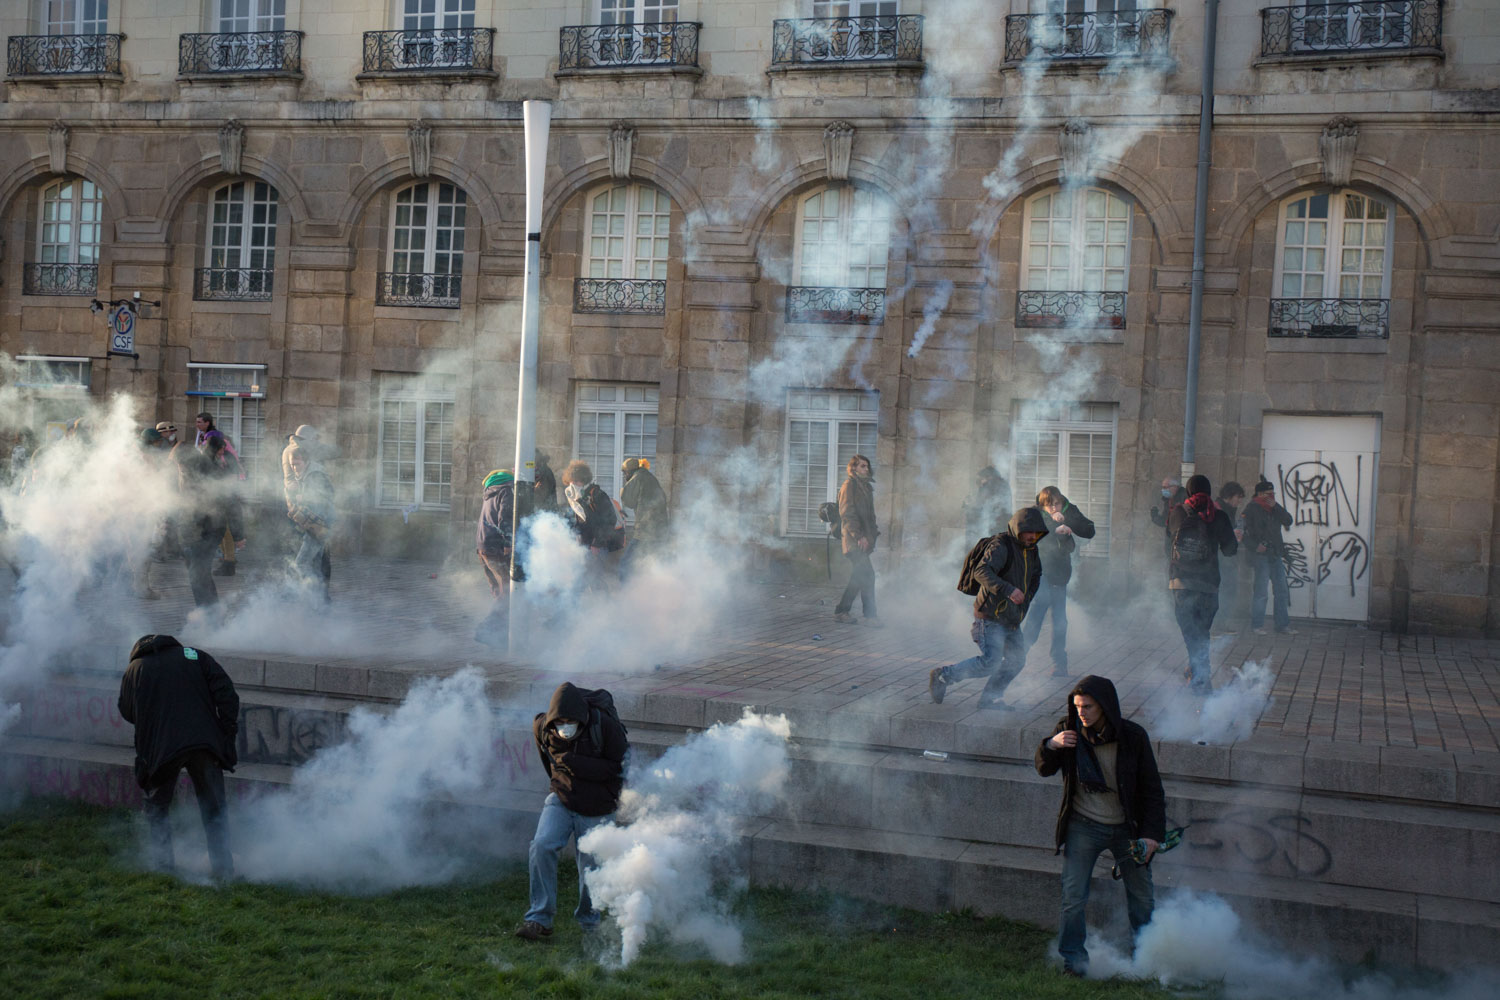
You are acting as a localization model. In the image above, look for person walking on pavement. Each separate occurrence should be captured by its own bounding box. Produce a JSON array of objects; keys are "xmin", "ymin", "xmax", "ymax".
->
[
  {"xmin": 618, "ymin": 457, "xmax": 670, "ymax": 575},
  {"xmin": 117, "ymin": 634, "xmax": 240, "ymax": 880},
  {"xmin": 1242, "ymin": 478, "xmax": 1297, "ymax": 636},
  {"xmin": 516, "ymin": 682, "xmax": 629, "ymax": 941},
  {"xmin": 475, "ymin": 468, "xmax": 515, "ymax": 646},
  {"xmin": 1167, "ymin": 474, "xmax": 1238, "ymax": 693},
  {"xmin": 174, "ymin": 446, "xmax": 245, "ymax": 609},
  {"xmin": 929, "ymin": 506, "xmax": 1049, "ymax": 710},
  {"xmin": 1023, "ymin": 487, "xmax": 1096, "ymax": 678},
  {"xmin": 1150, "ymin": 476, "xmax": 1188, "ymax": 559},
  {"xmin": 833, "ymin": 454, "xmax": 880, "ymax": 626},
  {"xmin": 1035, "ymin": 675, "xmax": 1165, "ymax": 979}
]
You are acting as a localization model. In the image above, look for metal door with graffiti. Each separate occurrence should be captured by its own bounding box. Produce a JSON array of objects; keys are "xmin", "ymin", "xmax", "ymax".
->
[{"xmin": 1260, "ymin": 415, "xmax": 1379, "ymax": 621}]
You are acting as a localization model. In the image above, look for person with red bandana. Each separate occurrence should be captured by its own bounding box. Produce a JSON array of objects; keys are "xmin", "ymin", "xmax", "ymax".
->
[{"xmin": 1166, "ymin": 474, "xmax": 1237, "ymax": 693}]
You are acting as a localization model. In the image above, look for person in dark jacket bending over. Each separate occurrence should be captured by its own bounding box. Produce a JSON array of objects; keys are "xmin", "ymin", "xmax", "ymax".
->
[
  {"xmin": 833, "ymin": 453, "xmax": 880, "ymax": 626},
  {"xmin": 929, "ymin": 506, "xmax": 1049, "ymax": 710},
  {"xmin": 516, "ymin": 682, "xmax": 629, "ymax": 941},
  {"xmin": 1035, "ymin": 675, "xmax": 1165, "ymax": 978},
  {"xmin": 1168, "ymin": 474, "xmax": 1238, "ymax": 693},
  {"xmin": 1023, "ymin": 487, "xmax": 1096, "ymax": 678},
  {"xmin": 117, "ymin": 634, "xmax": 240, "ymax": 880}
]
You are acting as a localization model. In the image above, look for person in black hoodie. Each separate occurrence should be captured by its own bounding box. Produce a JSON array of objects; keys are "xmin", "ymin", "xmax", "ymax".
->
[
  {"xmin": 1035, "ymin": 675, "xmax": 1165, "ymax": 978},
  {"xmin": 516, "ymin": 682, "xmax": 629, "ymax": 941},
  {"xmin": 117, "ymin": 634, "xmax": 240, "ymax": 879},
  {"xmin": 928, "ymin": 506, "xmax": 1049, "ymax": 710},
  {"xmin": 1022, "ymin": 487, "xmax": 1097, "ymax": 678},
  {"xmin": 1168, "ymin": 474, "xmax": 1238, "ymax": 693}
]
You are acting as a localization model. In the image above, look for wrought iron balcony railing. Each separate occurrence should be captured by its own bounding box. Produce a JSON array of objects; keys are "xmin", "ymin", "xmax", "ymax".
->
[
  {"xmin": 1016, "ymin": 290, "xmax": 1127, "ymax": 330},
  {"xmin": 559, "ymin": 22, "xmax": 701, "ymax": 70},
  {"xmin": 23, "ymin": 262, "xmax": 99, "ymax": 296},
  {"xmin": 377, "ymin": 271, "xmax": 462, "ymax": 308},
  {"xmin": 786, "ymin": 286, "xmax": 886, "ymax": 325},
  {"xmin": 771, "ymin": 15, "xmax": 923, "ymax": 67},
  {"xmin": 195, "ymin": 267, "xmax": 274, "ymax": 302},
  {"xmin": 1004, "ymin": 10, "xmax": 1173, "ymax": 62},
  {"xmin": 1261, "ymin": 1, "xmax": 1441, "ymax": 57},
  {"xmin": 1268, "ymin": 298, "xmax": 1390, "ymax": 339},
  {"xmin": 574, "ymin": 278, "xmax": 667, "ymax": 315},
  {"xmin": 180, "ymin": 30, "xmax": 302, "ymax": 76},
  {"xmin": 362, "ymin": 28, "xmax": 495, "ymax": 73},
  {"xmin": 8, "ymin": 34, "xmax": 121, "ymax": 76}
]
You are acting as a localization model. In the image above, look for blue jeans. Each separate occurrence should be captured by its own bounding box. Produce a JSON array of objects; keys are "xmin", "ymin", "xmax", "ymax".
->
[
  {"xmin": 294, "ymin": 533, "xmax": 331, "ymax": 602},
  {"xmin": 944, "ymin": 617, "xmax": 1026, "ymax": 702},
  {"xmin": 1022, "ymin": 582, "xmax": 1069, "ymax": 671},
  {"xmin": 1173, "ymin": 590, "xmax": 1218, "ymax": 693},
  {"xmin": 524, "ymin": 793, "xmax": 611, "ymax": 929},
  {"xmin": 1058, "ymin": 815, "xmax": 1154, "ymax": 974},
  {"xmin": 1249, "ymin": 552, "xmax": 1290, "ymax": 631}
]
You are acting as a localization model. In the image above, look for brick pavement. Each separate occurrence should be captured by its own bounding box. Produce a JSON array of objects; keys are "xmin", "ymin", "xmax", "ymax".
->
[{"xmin": 6, "ymin": 552, "xmax": 1497, "ymax": 755}]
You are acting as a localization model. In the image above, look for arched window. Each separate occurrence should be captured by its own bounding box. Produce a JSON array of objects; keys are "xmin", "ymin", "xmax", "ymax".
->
[
  {"xmin": 381, "ymin": 181, "xmax": 467, "ymax": 307},
  {"xmin": 1270, "ymin": 189, "xmax": 1392, "ymax": 338},
  {"xmin": 1017, "ymin": 186, "xmax": 1130, "ymax": 329},
  {"xmin": 788, "ymin": 185, "xmax": 891, "ymax": 324},
  {"xmin": 26, "ymin": 178, "xmax": 102, "ymax": 295},
  {"xmin": 575, "ymin": 184, "xmax": 672, "ymax": 314},
  {"xmin": 198, "ymin": 180, "xmax": 278, "ymax": 301}
]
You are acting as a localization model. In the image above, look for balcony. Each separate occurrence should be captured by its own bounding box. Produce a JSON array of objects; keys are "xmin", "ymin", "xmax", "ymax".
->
[
  {"xmin": 786, "ymin": 286, "xmax": 885, "ymax": 325},
  {"xmin": 377, "ymin": 272, "xmax": 461, "ymax": 308},
  {"xmin": 7, "ymin": 34, "xmax": 121, "ymax": 77},
  {"xmin": 23, "ymin": 262, "xmax": 98, "ymax": 296},
  {"xmin": 574, "ymin": 278, "xmax": 667, "ymax": 315},
  {"xmin": 179, "ymin": 30, "xmax": 302, "ymax": 77},
  {"xmin": 559, "ymin": 22, "xmax": 701, "ymax": 72},
  {"xmin": 1268, "ymin": 298, "xmax": 1390, "ymax": 339},
  {"xmin": 1015, "ymin": 290, "xmax": 1126, "ymax": 330},
  {"xmin": 361, "ymin": 28, "xmax": 495, "ymax": 75},
  {"xmin": 771, "ymin": 15, "xmax": 923, "ymax": 68},
  {"xmin": 195, "ymin": 267, "xmax": 274, "ymax": 302},
  {"xmin": 1261, "ymin": 1, "xmax": 1441, "ymax": 58},
  {"xmin": 1004, "ymin": 10, "xmax": 1173, "ymax": 63}
]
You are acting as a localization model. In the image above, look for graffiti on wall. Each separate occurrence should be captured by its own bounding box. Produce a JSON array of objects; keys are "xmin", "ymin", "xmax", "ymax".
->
[
  {"xmin": 1182, "ymin": 809, "xmax": 1332, "ymax": 878},
  {"xmin": 1277, "ymin": 457, "xmax": 1371, "ymax": 600},
  {"xmin": 238, "ymin": 705, "xmax": 346, "ymax": 767}
]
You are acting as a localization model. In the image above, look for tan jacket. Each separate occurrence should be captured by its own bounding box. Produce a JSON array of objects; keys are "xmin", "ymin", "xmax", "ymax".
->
[{"xmin": 838, "ymin": 474, "xmax": 879, "ymax": 556}]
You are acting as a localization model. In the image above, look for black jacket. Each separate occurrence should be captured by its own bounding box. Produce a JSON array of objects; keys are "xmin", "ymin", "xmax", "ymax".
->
[
  {"xmin": 117, "ymin": 634, "xmax": 240, "ymax": 788},
  {"xmin": 1151, "ymin": 486, "xmax": 1189, "ymax": 556},
  {"xmin": 532, "ymin": 682, "xmax": 628, "ymax": 817},
  {"xmin": 1241, "ymin": 498, "xmax": 1294, "ymax": 560},
  {"xmin": 1034, "ymin": 500, "xmax": 1096, "ymax": 587},
  {"xmin": 1167, "ymin": 496, "xmax": 1238, "ymax": 594},
  {"xmin": 1034, "ymin": 675, "xmax": 1166, "ymax": 852},
  {"xmin": 969, "ymin": 506, "xmax": 1049, "ymax": 627}
]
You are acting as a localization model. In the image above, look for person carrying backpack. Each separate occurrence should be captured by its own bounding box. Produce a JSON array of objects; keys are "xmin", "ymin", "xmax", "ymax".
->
[
  {"xmin": 1167, "ymin": 474, "xmax": 1238, "ymax": 694},
  {"xmin": 929, "ymin": 506, "xmax": 1049, "ymax": 711},
  {"xmin": 515, "ymin": 682, "xmax": 629, "ymax": 942}
]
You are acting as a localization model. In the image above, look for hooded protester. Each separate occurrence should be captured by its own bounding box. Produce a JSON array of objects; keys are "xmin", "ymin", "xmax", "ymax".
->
[
  {"xmin": 117, "ymin": 634, "xmax": 240, "ymax": 880},
  {"xmin": 929, "ymin": 506, "xmax": 1049, "ymax": 710},
  {"xmin": 1035, "ymin": 675, "xmax": 1165, "ymax": 978},
  {"xmin": 833, "ymin": 453, "xmax": 880, "ymax": 626},
  {"xmin": 1167, "ymin": 474, "xmax": 1238, "ymax": 693},
  {"xmin": 474, "ymin": 469, "xmax": 515, "ymax": 646},
  {"xmin": 287, "ymin": 440, "xmax": 335, "ymax": 603},
  {"xmin": 1242, "ymin": 478, "xmax": 1297, "ymax": 636},
  {"xmin": 516, "ymin": 682, "xmax": 629, "ymax": 942},
  {"xmin": 1023, "ymin": 487, "xmax": 1097, "ymax": 678}
]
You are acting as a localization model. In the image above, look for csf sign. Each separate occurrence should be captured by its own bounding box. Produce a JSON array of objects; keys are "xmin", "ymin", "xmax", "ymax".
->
[{"xmin": 108, "ymin": 304, "xmax": 136, "ymax": 358}]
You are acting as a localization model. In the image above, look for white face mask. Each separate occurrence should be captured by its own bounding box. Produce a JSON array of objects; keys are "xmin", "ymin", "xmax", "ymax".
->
[{"xmin": 554, "ymin": 722, "xmax": 579, "ymax": 741}]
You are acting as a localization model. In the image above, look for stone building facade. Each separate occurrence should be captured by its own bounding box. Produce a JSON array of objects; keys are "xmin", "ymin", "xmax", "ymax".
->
[{"xmin": 1, "ymin": 1, "xmax": 1497, "ymax": 633}]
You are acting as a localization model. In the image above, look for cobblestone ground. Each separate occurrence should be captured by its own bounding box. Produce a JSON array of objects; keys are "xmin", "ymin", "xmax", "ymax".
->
[{"xmin": 5, "ymin": 549, "xmax": 1496, "ymax": 755}]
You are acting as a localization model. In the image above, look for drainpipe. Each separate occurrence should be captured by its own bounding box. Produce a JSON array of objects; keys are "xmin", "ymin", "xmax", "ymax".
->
[{"xmin": 1182, "ymin": 0, "xmax": 1219, "ymax": 482}]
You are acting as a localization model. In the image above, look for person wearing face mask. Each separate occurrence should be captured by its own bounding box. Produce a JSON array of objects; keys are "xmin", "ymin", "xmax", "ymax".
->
[
  {"xmin": 1149, "ymin": 476, "xmax": 1187, "ymax": 559},
  {"xmin": 1167, "ymin": 474, "xmax": 1238, "ymax": 693},
  {"xmin": 1241, "ymin": 478, "xmax": 1296, "ymax": 636},
  {"xmin": 516, "ymin": 682, "xmax": 629, "ymax": 942}
]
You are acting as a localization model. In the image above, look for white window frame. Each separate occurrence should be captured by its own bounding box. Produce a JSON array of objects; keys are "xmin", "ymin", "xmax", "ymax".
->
[
  {"xmin": 793, "ymin": 185, "xmax": 892, "ymax": 290},
  {"xmin": 1021, "ymin": 186, "xmax": 1131, "ymax": 293},
  {"xmin": 813, "ymin": 2, "xmax": 900, "ymax": 16},
  {"xmin": 1009, "ymin": 401, "xmax": 1117, "ymax": 555},
  {"xmin": 387, "ymin": 181, "xmax": 467, "ymax": 279},
  {"xmin": 216, "ymin": 0, "xmax": 285, "ymax": 33},
  {"xmin": 39, "ymin": 178, "xmax": 103, "ymax": 265},
  {"xmin": 377, "ymin": 373, "xmax": 457, "ymax": 510},
  {"xmin": 573, "ymin": 383, "xmax": 660, "ymax": 501},
  {"xmin": 187, "ymin": 363, "xmax": 267, "ymax": 486},
  {"xmin": 1297, "ymin": 0, "xmax": 1410, "ymax": 51},
  {"xmin": 206, "ymin": 180, "xmax": 278, "ymax": 280},
  {"xmin": 45, "ymin": 0, "xmax": 108, "ymax": 34},
  {"xmin": 586, "ymin": 184, "xmax": 672, "ymax": 281},
  {"xmin": 599, "ymin": 0, "xmax": 679, "ymax": 25},
  {"xmin": 1273, "ymin": 189, "xmax": 1393, "ymax": 301},
  {"xmin": 781, "ymin": 388, "xmax": 879, "ymax": 537}
]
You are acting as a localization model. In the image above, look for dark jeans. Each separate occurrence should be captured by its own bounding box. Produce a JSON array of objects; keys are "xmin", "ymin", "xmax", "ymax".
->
[
  {"xmin": 1173, "ymin": 589, "xmax": 1219, "ymax": 693},
  {"xmin": 945, "ymin": 617, "xmax": 1027, "ymax": 703},
  {"xmin": 144, "ymin": 749, "xmax": 233, "ymax": 879},
  {"xmin": 1250, "ymin": 552, "xmax": 1291, "ymax": 631},
  {"xmin": 1022, "ymin": 582, "xmax": 1070, "ymax": 671},
  {"xmin": 1217, "ymin": 556, "xmax": 1241, "ymax": 622},
  {"xmin": 1058, "ymin": 815, "xmax": 1154, "ymax": 974},
  {"xmin": 835, "ymin": 550, "xmax": 876, "ymax": 617},
  {"xmin": 294, "ymin": 533, "xmax": 332, "ymax": 602},
  {"xmin": 183, "ymin": 534, "xmax": 221, "ymax": 607}
]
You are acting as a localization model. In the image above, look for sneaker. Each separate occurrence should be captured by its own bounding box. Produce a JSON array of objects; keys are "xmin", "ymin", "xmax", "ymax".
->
[
  {"xmin": 514, "ymin": 920, "xmax": 553, "ymax": 941},
  {"xmin": 1252, "ymin": 627, "xmax": 1268, "ymax": 636},
  {"xmin": 928, "ymin": 667, "xmax": 948, "ymax": 705},
  {"xmin": 862, "ymin": 617, "xmax": 884, "ymax": 629},
  {"xmin": 1062, "ymin": 965, "xmax": 1087, "ymax": 979},
  {"xmin": 1276, "ymin": 627, "xmax": 1299, "ymax": 635},
  {"xmin": 833, "ymin": 612, "xmax": 857, "ymax": 624}
]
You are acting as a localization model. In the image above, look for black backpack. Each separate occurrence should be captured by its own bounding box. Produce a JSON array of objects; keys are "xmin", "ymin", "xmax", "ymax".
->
[
  {"xmin": 1172, "ymin": 511, "xmax": 1215, "ymax": 568},
  {"xmin": 957, "ymin": 535, "xmax": 1010, "ymax": 596},
  {"xmin": 576, "ymin": 686, "xmax": 626, "ymax": 749},
  {"xmin": 817, "ymin": 501, "xmax": 840, "ymax": 535}
]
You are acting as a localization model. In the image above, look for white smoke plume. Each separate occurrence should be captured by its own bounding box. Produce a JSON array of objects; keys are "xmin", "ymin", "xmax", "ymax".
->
[
  {"xmin": 579, "ymin": 710, "xmax": 794, "ymax": 967},
  {"xmin": 1151, "ymin": 659, "xmax": 1275, "ymax": 745}
]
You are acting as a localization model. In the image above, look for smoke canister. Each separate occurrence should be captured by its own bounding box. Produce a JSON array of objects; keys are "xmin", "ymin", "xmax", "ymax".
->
[{"xmin": 923, "ymin": 750, "xmax": 949, "ymax": 762}]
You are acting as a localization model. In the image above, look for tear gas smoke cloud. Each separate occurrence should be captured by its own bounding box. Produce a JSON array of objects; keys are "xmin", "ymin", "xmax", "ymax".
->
[
  {"xmin": 1152, "ymin": 659, "xmax": 1274, "ymax": 745},
  {"xmin": 579, "ymin": 709, "xmax": 794, "ymax": 967},
  {"xmin": 906, "ymin": 280, "xmax": 955, "ymax": 358},
  {"xmin": 1086, "ymin": 892, "xmax": 1499, "ymax": 1000}
]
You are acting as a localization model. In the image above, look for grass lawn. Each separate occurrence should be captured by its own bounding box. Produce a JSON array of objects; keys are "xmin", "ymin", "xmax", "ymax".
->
[{"xmin": 0, "ymin": 799, "xmax": 1179, "ymax": 1000}]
